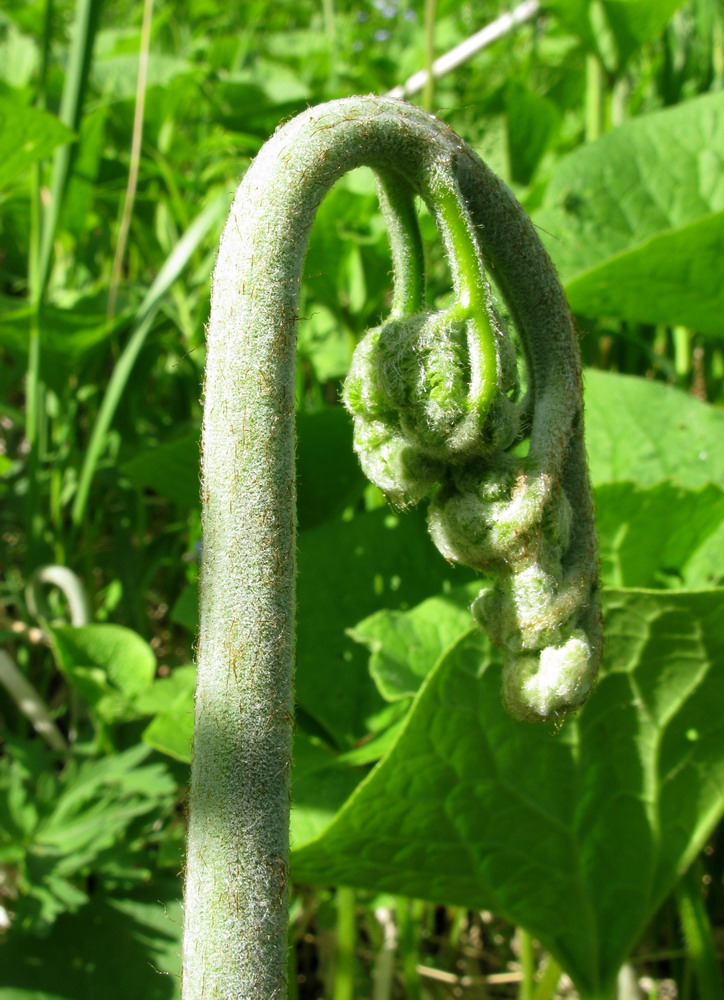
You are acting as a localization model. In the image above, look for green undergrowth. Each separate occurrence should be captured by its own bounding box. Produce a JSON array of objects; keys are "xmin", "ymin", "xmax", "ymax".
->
[{"xmin": 1, "ymin": 0, "xmax": 723, "ymax": 997}]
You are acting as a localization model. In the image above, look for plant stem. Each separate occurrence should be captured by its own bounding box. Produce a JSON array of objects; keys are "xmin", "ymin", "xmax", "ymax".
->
[
  {"xmin": 0, "ymin": 651, "xmax": 67, "ymax": 752},
  {"xmin": 184, "ymin": 95, "xmax": 596, "ymax": 1000},
  {"xmin": 676, "ymin": 862, "xmax": 724, "ymax": 1000},
  {"xmin": 422, "ymin": 0, "xmax": 437, "ymax": 111},
  {"xmin": 107, "ymin": 0, "xmax": 155, "ymax": 319},
  {"xmin": 518, "ymin": 928, "xmax": 536, "ymax": 1000},
  {"xmin": 533, "ymin": 953, "xmax": 563, "ymax": 1000},
  {"xmin": 397, "ymin": 899, "xmax": 422, "ymax": 1000},
  {"xmin": 585, "ymin": 52, "xmax": 605, "ymax": 142},
  {"xmin": 333, "ymin": 888, "xmax": 357, "ymax": 1000}
]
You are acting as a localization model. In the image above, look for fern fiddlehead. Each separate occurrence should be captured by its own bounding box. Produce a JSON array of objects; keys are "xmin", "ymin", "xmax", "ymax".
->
[{"xmin": 185, "ymin": 95, "xmax": 600, "ymax": 1000}]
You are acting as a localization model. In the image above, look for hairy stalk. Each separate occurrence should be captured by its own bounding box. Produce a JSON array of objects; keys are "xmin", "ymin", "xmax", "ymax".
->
[{"xmin": 185, "ymin": 95, "xmax": 599, "ymax": 1000}]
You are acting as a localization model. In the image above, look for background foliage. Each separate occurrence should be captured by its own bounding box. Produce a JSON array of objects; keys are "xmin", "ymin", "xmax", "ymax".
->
[{"xmin": 1, "ymin": 0, "xmax": 723, "ymax": 997}]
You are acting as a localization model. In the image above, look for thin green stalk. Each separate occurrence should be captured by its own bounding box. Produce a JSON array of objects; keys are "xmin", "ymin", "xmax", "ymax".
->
[
  {"xmin": 321, "ymin": 0, "xmax": 338, "ymax": 91},
  {"xmin": 372, "ymin": 907, "xmax": 397, "ymax": 1000},
  {"xmin": 585, "ymin": 52, "xmax": 605, "ymax": 142},
  {"xmin": 397, "ymin": 899, "xmax": 422, "ymax": 1000},
  {"xmin": 37, "ymin": 0, "xmax": 102, "ymax": 300},
  {"xmin": 26, "ymin": 0, "xmax": 101, "ymax": 562},
  {"xmin": 422, "ymin": 0, "xmax": 437, "ymax": 111},
  {"xmin": 107, "ymin": 0, "xmax": 155, "ymax": 319},
  {"xmin": 333, "ymin": 888, "xmax": 357, "ymax": 1000},
  {"xmin": 532, "ymin": 954, "xmax": 563, "ymax": 1000},
  {"xmin": 518, "ymin": 928, "xmax": 536, "ymax": 1000},
  {"xmin": 676, "ymin": 862, "xmax": 724, "ymax": 1000},
  {"xmin": 673, "ymin": 325, "xmax": 692, "ymax": 381},
  {"xmin": 375, "ymin": 174, "xmax": 425, "ymax": 316}
]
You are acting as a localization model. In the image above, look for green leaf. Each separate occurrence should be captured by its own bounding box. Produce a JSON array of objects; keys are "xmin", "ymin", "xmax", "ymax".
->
[
  {"xmin": 295, "ymin": 409, "xmax": 366, "ymax": 529},
  {"xmin": 567, "ymin": 211, "xmax": 724, "ymax": 334},
  {"xmin": 141, "ymin": 671, "xmax": 196, "ymax": 764},
  {"xmin": 298, "ymin": 304, "xmax": 354, "ymax": 382},
  {"xmin": 535, "ymin": 92, "xmax": 724, "ymax": 331},
  {"xmin": 38, "ymin": 746, "xmax": 174, "ymax": 861},
  {"xmin": 350, "ymin": 582, "xmax": 481, "ymax": 701},
  {"xmin": 0, "ymin": 882, "xmax": 182, "ymax": 999},
  {"xmin": 134, "ymin": 665, "xmax": 196, "ymax": 715},
  {"xmin": 91, "ymin": 53, "xmax": 196, "ymax": 100},
  {"xmin": 546, "ymin": 0, "xmax": 688, "ymax": 69},
  {"xmin": 584, "ymin": 370, "xmax": 724, "ymax": 488},
  {"xmin": 293, "ymin": 588, "xmax": 724, "ymax": 999},
  {"xmin": 291, "ymin": 733, "xmax": 367, "ymax": 849},
  {"xmin": 121, "ymin": 434, "xmax": 200, "ymax": 508},
  {"xmin": 596, "ymin": 481, "xmax": 724, "ymax": 588},
  {"xmin": 50, "ymin": 625, "xmax": 156, "ymax": 721},
  {"xmin": 0, "ymin": 97, "xmax": 74, "ymax": 191},
  {"xmin": 504, "ymin": 82, "xmax": 560, "ymax": 186},
  {"xmin": 296, "ymin": 507, "xmax": 477, "ymax": 745},
  {"xmin": 0, "ymin": 294, "xmax": 124, "ymax": 366},
  {"xmin": 600, "ymin": 0, "xmax": 688, "ymax": 68}
]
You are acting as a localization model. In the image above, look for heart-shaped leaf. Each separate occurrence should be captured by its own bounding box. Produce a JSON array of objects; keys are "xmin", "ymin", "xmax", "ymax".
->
[
  {"xmin": 535, "ymin": 92, "xmax": 724, "ymax": 333},
  {"xmin": 293, "ymin": 588, "xmax": 724, "ymax": 999}
]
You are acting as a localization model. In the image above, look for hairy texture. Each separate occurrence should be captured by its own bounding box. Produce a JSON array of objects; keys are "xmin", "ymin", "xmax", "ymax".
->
[
  {"xmin": 186, "ymin": 95, "xmax": 600, "ymax": 1000},
  {"xmin": 341, "ymin": 113, "xmax": 601, "ymax": 722}
]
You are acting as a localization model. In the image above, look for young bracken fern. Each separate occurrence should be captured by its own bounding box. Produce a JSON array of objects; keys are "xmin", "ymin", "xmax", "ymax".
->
[{"xmin": 183, "ymin": 96, "xmax": 601, "ymax": 1000}]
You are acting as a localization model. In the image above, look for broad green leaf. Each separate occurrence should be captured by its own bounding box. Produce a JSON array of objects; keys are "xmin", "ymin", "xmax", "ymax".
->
[
  {"xmin": 596, "ymin": 481, "xmax": 724, "ymax": 588},
  {"xmin": 584, "ymin": 370, "xmax": 724, "ymax": 488},
  {"xmin": 50, "ymin": 625, "xmax": 156, "ymax": 721},
  {"xmin": 0, "ymin": 97, "xmax": 74, "ymax": 191},
  {"xmin": 142, "ymin": 667, "xmax": 196, "ymax": 763},
  {"xmin": 39, "ymin": 747, "xmax": 174, "ymax": 861},
  {"xmin": 121, "ymin": 435, "xmax": 200, "ymax": 508},
  {"xmin": 535, "ymin": 92, "xmax": 724, "ymax": 331},
  {"xmin": 291, "ymin": 733, "xmax": 367, "ymax": 848},
  {"xmin": 295, "ymin": 409, "xmax": 366, "ymax": 529},
  {"xmin": 293, "ymin": 588, "xmax": 724, "ymax": 998},
  {"xmin": 134, "ymin": 664, "xmax": 196, "ymax": 715},
  {"xmin": 0, "ymin": 882, "xmax": 182, "ymax": 1000},
  {"xmin": 296, "ymin": 507, "xmax": 477, "ymax": 746},
  {"xmin": 350, "ymin": 583, "xmax": 481, "ymax": 701},
  {"xmin": 297, "ymin": 304, "xmax": 354, "ymax": 382},
  {"xmin": 0, "ymin": 24, "xmax": 39, "ymax": 88},
  {"xmin": 139, "ymin": 666, "xmax": 197, "ymax": 762},
  {"xmin": 567, "ymin": 211, "xmax": 724, "ymax": 334},
  {"xmin": 601, "ymin": 0, "xmax": 688, "ymax": 68},
  {"xmin": 505, "ymin": 82, "xmax": 560, "ymax": 186},
  {"xmin": 546, "ymin": 0, "xmax": 688, "ymax": 69}
]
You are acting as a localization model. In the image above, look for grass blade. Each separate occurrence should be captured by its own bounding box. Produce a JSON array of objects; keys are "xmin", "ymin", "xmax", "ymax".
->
[{"xmin": 71, "ymin": 194, "xmax": 228, "ymax": 527}]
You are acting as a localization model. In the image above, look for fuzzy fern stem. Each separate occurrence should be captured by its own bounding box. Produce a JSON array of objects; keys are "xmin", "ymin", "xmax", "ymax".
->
[{"xmin": 184, "ymin": 95, "xmax": 600, "ymax": 1000}]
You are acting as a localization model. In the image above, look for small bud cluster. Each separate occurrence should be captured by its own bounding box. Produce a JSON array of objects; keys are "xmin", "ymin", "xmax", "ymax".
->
[
  {"xmin": 344, "ymin": 307, "xmax": 600, "ymax": 722},
  {"xmin": 343, "ymin": 309, "xmax": 519, "ymax": 503}
]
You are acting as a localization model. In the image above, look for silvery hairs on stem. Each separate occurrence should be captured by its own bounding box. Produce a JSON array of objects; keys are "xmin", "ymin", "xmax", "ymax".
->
[
  {"xmin": 186, "ymin": 95, "xmax": 602, "ymax": 1000},
  {"xmin": 341, "ymin": 103, "xmax": 601, "ymax": 722}
]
